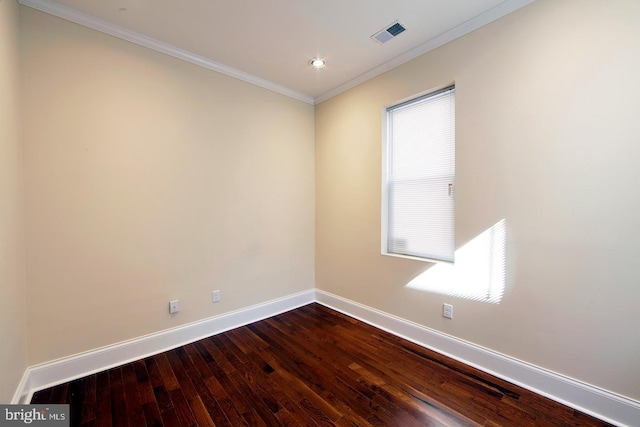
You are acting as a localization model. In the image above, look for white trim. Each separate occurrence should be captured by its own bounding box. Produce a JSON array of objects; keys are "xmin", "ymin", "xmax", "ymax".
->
[
  {"xmin": 17, "ymin": 289, "xmax": 314, "ymax": 403},
  {"xmin": 13, "ymin": 287, "xmax": 639, "ymax": 425},
  {"xmin": 11, "ymin": 369, "xmax": 31, "ymax": 404},
  {"xmin": 18, "ymin": 0, "xmax": 535, "ymax": 105},
  {"xmin": 314, "ymin": 0, "xmax": 536, "ymax": 104},
  {"xmin": 17, "ymin": 0, "xmax": 315, "ymax": 105},
  {"xmin": 314, "ymin": 289, "xmax": 639, "ymax": 427}
]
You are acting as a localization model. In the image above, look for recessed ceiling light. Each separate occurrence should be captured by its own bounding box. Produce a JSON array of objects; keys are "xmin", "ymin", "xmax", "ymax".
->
[{"xmin": 309, "ymin": 58, "xmax": 326, "ymax": 69}]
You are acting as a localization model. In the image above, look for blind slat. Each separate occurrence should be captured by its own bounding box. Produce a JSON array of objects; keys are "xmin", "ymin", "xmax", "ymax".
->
[{"xmin": 385, "ymin": 86, "xmax": 455, "ymax": 262}]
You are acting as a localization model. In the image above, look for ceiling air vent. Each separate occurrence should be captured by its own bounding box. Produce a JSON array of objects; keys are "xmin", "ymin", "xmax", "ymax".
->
[{"xmin": 371, "ymin": 21, "xmax": 407, "ymax": 44}]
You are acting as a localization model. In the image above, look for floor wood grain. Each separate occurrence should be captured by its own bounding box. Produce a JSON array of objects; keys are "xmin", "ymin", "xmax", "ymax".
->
[{"xmin": 31, "ymin": 303, "xmax": 612, "ymax": 426}]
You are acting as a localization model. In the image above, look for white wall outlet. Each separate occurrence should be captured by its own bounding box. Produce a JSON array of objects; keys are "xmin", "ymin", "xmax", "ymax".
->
[
  {"xmin": 443, "ymin": 303, "xmax": 453, "ymax": 319},
  {"xmin": 169, "ymin": 299, "xmax": 179, "ymax": 314},
  {"xmin": 212, "ymin": 290, "xmax": 220, "ymax": 303}
]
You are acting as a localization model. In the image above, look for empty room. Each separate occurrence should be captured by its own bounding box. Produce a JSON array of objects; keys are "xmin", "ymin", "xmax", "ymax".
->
[{"xmin": 1, "ymin": 0, "xmax": 639, "ymax": 425}]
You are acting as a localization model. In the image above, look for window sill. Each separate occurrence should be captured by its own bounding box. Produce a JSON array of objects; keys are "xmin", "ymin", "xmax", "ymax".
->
[{"xmin": 381, "ymin": 251, "xmax": 454, "ymax": 265}]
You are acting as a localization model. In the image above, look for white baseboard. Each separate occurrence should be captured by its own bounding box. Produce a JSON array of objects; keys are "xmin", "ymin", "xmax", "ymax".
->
[
  {"xmin": 11, "ymin": 369, "xmax": 31, "ymax": 405},
  {"xmin": 14, "ymin": 289, "xmax": 314, "ymax": 404},
  {"xmin": 314, "ymin": 289, "xmax": 639, "ymax": 427},
  {"xmin": 13, "ymin": 287, "xmax": 640, "ymax": 426}
]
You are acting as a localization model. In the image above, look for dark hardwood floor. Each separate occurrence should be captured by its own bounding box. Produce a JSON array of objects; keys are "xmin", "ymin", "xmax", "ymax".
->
[{"xmin": 31, "ymin": 303, "xmax": 612, "ymax": 426}]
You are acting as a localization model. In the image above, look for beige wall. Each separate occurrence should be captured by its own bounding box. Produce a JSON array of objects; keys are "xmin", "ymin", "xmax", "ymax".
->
[
  {"xmin": 10, "ymin": 0, "xmax": 640, "ymax": 406},
  {"xmin": 21, "ymin": 7, "xmax": 315, "ymax": 365},
  {"xmin": 316, "ymin": 0, "xmax": 640, "ymax": 400},
  {"xmin": 0, "ymin": 0, "xmax": 26, "ymax": 402}
]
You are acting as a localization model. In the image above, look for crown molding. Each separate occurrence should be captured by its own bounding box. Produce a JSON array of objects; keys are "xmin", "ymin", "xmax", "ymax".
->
[
  {"xmin": 314, "ymin": 0, "xmax": 536, "ymax": 104},
  {"xmin": 18, "ymin": 0, "xmax": 535, "ymax": 106},
  {"xmin": 18, "ymin": 0, "xmax": 315, "ymax": 105},
  {"xmin": 19, "ymin": 0, "xmax": 535, "ymax": 106}
]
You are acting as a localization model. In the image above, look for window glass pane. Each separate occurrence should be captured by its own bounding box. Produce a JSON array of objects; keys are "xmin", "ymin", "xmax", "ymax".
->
[{"xmin": 385, "ymin": 86, "xmax": 455, "ymax": 262}]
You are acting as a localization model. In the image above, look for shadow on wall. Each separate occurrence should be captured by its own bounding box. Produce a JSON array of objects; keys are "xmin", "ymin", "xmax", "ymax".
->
[{"xmin": 406, "ymin": 219, "xmax": 512, "ymax": 303}]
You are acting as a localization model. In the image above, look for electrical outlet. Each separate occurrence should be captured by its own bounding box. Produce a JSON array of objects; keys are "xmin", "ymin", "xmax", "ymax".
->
[
  {"xmin": 169, "ymin": 300, "xmax": 179, "ymax": 314},
  {"xmin": 443, "ymin": 303, "xmax": 453, "ymax": 319},
  {"xmin": 212, "ymin": 290, "xmax": 220, "ymax": 303}
]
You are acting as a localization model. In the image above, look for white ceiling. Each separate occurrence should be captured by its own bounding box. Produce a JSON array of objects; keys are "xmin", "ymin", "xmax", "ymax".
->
[{"xmin": 19, "ymin": 0, "xmax": 535, "ymax": 104}]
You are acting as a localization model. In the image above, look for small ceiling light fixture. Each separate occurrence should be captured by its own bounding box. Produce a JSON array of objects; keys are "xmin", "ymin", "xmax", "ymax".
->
[{"xmin": 309, "ymin": 57, "xmax": 326, "ymax": 69}]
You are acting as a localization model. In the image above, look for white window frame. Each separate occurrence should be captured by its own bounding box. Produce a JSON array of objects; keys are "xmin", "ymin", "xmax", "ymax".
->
[{"xmin": 381, "ymin": 85, "xmax": 456, "ymax": 264}]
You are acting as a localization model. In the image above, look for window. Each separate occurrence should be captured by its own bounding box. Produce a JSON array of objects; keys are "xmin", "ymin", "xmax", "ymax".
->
[{"xmin": 382, "ymin": 86, "xmax": 455, "ymax": 263}]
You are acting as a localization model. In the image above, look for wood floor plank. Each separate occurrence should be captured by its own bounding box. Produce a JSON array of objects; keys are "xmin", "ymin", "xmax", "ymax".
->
[
  {"xmin": 154, "ymin": 353, "xmax": 180, "ymax": 392},
  {"xmin": 157, "ymin": 407, "xmax": 183, "ymax": 427},
  {"xmin": 182, "ymin": 395, "xmax": 216, "ymax": 427},
  {"xmin": 94, "ymin": 371, "xmax": 112, "ymax": 427},
  {"xmin": 261, "ymin": 313, "xmax": 437, "ymax": 426},
  {"xmin": 227, "ymin": 368, "xmax": 282, "ymax": 426},
  {"xmin": 121, "ymin": 363, "xmax": 146, "ymax": 427},
  {"xmin": 173, "ymin": 346, "xmax": 233, "ymax": 427},
  {"xmin": 350, "ymin": 362, "xmax": 475, "ymax": 427},
  {"xmin": 276, "ymin": 314, "xmax": 436, "ymax": 425},
  {"xmin": 142, "ymin": 401, "xmax": 163, "ymax": 427},
  {"xmin": 66, "ymin": 378, "xmax": 85, "ymax": 426},
  {"xmin": 201, "ymin": 336, "xmax": 238, "ymax": 375},
  {"xmin": 296, "ymin": 307, "xmax": 508, "ymax": 426},
  {"xmin": 108, "ymin": 368, "xmax": 129, "ymax": 427},
  {"xmin": 251, "ymin": 319, "xmax": 424, "ymax": 424},
  {"xmin": 185, "ymin": 342, "xmax": 248, "ymax": 426},
  {"xmin": 50, "ymin": 383, "xmax": 69, "ymax": 404},
  {"xmin": 246, "ymin": 321, "xmax": 354, "ymax": 420},
  {"xmin": 199, "ymin": 343, "xmax": 264, "ymax": 426},
  {"xmin": 167, "ymin": 388, "xmax": 197, "ymax": 427},
  {"xmin": 223, "ymin": 334, "xmax": 322, "ymax": 427},
  {"xmin": 133, "ymin": 359, "xmax": 155, "ymax": 405},
  {"xmin": 31, "ymin": 303, "xmax": 614, "ymax": 427},
  {"xmin": 152, "ymin": 384, "xmax": 173, "ymax": 414},
  {"xmin": 203, "ymin": 376, "xmax": 251, "ymax": 427},
  {"xmin": 30, "ymin": 387, "xmax": 52, "ymax": 404},
  {"xmin": 79, "ymin": 374, "xmax": 97, "ymax": 425}
]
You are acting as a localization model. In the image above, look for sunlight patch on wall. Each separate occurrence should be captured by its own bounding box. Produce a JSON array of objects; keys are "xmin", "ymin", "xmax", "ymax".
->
[{"xmin": 406, "ymin": 219, "xmax": 507, "ymax": 303}]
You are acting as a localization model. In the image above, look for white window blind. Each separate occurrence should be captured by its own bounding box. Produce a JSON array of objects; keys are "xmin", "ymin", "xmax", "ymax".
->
[{"xmin": 384, "ymin": 86, "xmax": 455, "ymax": 262}]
